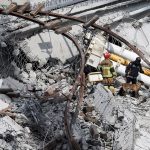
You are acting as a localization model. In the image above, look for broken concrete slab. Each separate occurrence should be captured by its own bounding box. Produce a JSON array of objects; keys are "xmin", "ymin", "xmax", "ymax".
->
[
  {"xmin": 0, "ymin": 116, "xmax": 23, "ymax": 134},
  {"xmin": 24, "ymin": 31, "xmax": 78, "ymax": 64},
  {"xmin": 93, "ymin": 83, "xmax": 116, "ymax": 122},
  {"xmin": 0, "ymin": 139, "xmax": 12, "ymax": 150},
  {"xmin": 0, "ymin": 99, "xmax": 10, "ymax": 112},
  {"xmin": 0, "ymin": 94, "xmax": 12, "ymax": 104},
  {"xmin": 2, "ymin": 77, "xmax": 25, "ymax": 91},
  {"xmin": 115, "ymin": 110, "xmax": 135, "ymax": 150}
]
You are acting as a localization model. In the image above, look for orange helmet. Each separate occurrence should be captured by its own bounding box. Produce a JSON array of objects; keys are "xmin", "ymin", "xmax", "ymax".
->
[{"xmin": 103, "ymin": 52, "xmax": 111, "ymax": 59}]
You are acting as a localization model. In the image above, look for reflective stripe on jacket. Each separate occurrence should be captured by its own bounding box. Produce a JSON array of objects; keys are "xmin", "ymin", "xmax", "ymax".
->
[
  {"xmin": 98, "ymin": 59, "xmax": 117, "ymax": 78},
  {"xmin": 101, "ymin": 66, "xmax": 113, "ymax": 78}
]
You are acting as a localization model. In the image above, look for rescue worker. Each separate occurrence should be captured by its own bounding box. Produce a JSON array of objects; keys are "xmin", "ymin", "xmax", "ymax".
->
[
  {"xmin": 97, "ymin": 52, "xmax": 117, "ymax": 94},
  {"xmin": 125, "ymin": 57, "xmax": 144, "ymax": 84},
  {"xmin": 118, "ymin": 57, "xmax": 144, "ymax": 97}
]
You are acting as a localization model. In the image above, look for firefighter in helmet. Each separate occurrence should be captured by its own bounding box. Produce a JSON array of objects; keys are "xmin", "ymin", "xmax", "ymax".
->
[{"xmin": 97, "ymin": 52, "xmax": 117, "ymax": 94}]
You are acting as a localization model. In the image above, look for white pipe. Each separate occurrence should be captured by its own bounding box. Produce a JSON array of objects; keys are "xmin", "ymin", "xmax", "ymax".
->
[
  {"xmin": 113, "ymin": 61, "xmax": 150, "ymax": 86},
  {"xmin": 106, "ymin": 42, "xmax": 149, "ymax": 68}
]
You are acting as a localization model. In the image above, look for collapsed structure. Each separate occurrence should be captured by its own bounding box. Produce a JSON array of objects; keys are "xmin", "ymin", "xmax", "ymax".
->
[{"xmin": 0, "ymin": 0, "xmax": 150, "ymax": 150}]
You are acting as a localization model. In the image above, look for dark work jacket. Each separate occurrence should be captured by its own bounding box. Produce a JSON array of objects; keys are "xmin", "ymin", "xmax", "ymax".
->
[{"xmin": 125, "ymin": 61, "xmax": 144, "ymax": 78}]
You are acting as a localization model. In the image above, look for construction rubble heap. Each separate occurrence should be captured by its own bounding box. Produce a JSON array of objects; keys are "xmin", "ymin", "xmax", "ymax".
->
[
  {"xmin": 0, "ymin": 38, "xmax": 150, "ymax": 149},
  {"xmin": 0, "ymin": 68, "xmax": 150, "ymax": 150},
  {"xmin": 0, "ymin": 0, "xmax": 150, "ymax": 150}
]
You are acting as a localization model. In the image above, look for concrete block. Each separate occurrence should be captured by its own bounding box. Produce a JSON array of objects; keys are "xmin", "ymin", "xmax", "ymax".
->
[
  {"xmin": 0, "ymin": 116, "xmax": 23, "ymax": 134},
  {"xmin": 0, "ymin": 99, "xmax": 10, "ymax": 112}
]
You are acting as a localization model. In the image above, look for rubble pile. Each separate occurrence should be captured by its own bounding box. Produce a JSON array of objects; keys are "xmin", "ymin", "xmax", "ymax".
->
[
  {"xmin": 0, "ymin": 94, "xmax": 39, "ymax": 150},
  {"xmin": 1, "ymin": 29, "xmax": 77, "ymax": 92},
  {"xmin": 0, "ymin": 68, "xmax": 120, "ymax": 150},
  {"xmin": 73, "ymin": 82, "xmax": 150, "ymax": 150},
  {"xmin": 0, "ymin": 37, "xmax": 149, "ymax": 149},
  {"xmin": 0, "ymin": 52, "xmax": 78, "ymax": 149},
  {"xmin": 0, "ymin": 4, "xmax": 150, "ymax": 149},
  {"xmin": 70, "ymin": 83, "xmax": 124, "ymax": 150}
]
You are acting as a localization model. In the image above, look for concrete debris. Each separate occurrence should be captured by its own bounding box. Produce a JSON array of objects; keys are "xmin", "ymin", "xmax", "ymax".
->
[
  {"xmin": 2, "ymin": 77, "xmax": 25, "ymax": 91},
  {"xmin": 0, "ymin": 54, "xmax": 146, "ymax": 148},
  {"xmin": 0, "ymin": 116, "xmax": 23, "ymax": 134},
  {"xmin": 90, "ymin": 124, "xmax": 99, "ymax": 139},
  {"xmin": 0, "ymin": 99, "xmax": 10, "ymax": 112},
  {"xmin": 0, "ymin": 41, "xmax": 146, "ymax": 149},
  {"xmin": 1, "ymin": 1, "xmax": 150, "ymax": 149},
  {"xmin": 15, "ymin": 113, "xmax": 29, "ymax": 125},
  {"xmin": 0, "ymin": 94, "xmax": 12, "ymax": 104},
  {"xmin": 0, "ymin": 41, "xmax": 7, "ymax": 47}
]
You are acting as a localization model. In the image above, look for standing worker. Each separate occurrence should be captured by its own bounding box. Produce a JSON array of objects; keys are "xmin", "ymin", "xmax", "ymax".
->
[
  {"xmin": 118, "ymin": 57, "xmax": 144, "ymax": 97},
  {"xmin": 97, "ymin": 52, "xmax": 117, "ymax": 94},
  {"xmin": 125, "ymin": 57, "xmax": 144, "ymax": 84}
]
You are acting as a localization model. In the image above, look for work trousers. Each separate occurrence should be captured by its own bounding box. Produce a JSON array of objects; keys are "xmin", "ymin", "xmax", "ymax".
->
[
  {"xmin": 126, "ymin": 77, "xmax": 137, "ymax": 84},
  {"xmin": 102, "ymin": 77, "xmax": 114, "ymax": 85},
  {"xmin": 102, "ymin": 78, "xmax": 115, "ymax": 94}
]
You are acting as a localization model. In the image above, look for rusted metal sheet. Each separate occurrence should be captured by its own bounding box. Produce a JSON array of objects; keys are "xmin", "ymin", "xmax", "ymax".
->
[
  {"xmin": 17, "ymin": 2, "xmax": 30, "ymax": 14},
  {"xmin": 3, "ymin": 3, "xmax": 17, "ymax": 14},
  {"xmin": 30, "ymin": 3, "xmax": 44, "ymax": 17}
]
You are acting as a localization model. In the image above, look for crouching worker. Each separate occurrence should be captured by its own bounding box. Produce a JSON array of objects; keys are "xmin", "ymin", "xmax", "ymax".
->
[
  {"xmin": 97, "ymin": 52, "xmax": 117, "ymax": 94},
  {"xmin": 118, "ymin": 57, "xmax": 144, "ymax": 97}
]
